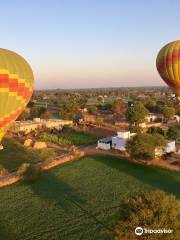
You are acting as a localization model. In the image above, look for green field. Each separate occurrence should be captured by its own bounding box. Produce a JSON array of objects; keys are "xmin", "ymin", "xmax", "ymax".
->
[
  {"xmin": 0, "ymin": 155, "xmax": 179, "ymax": 240},
  {"xmin": 39, "ymin": 130, "xmax": 98, "ymax": 146},
  {"xmin": 0, "ymin": 139, "xmax": 40, "ymax": 172}
]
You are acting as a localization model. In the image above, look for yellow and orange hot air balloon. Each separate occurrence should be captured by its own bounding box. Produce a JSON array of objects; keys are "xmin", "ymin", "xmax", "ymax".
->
[
  {"xmin": 156, "ymin": 40, "xmax": 180, "ymax": 100},
  {"xmin": 0, "ymin": 49, "xmax": 34, "ymax": 146}
]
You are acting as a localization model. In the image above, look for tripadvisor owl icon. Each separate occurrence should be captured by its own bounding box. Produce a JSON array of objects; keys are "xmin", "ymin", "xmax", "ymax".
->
[{"xmin": 135, "ymin": 227, "xmax": 143, "ymax": 236}]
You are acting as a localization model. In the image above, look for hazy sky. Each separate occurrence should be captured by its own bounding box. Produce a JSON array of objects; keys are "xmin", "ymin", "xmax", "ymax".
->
[{"xmin": 1, "ymin": 0, "xmax": 180, "ymax": 89}]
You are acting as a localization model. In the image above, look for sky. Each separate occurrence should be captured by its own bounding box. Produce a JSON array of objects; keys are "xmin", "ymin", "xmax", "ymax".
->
[{"xmin": 0, "ymin": 0, "xmax": 180, "ymax": 89}]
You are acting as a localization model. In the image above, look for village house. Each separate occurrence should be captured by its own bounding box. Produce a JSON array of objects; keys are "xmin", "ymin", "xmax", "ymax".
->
[
  {"xmin": 11, "ymin": 121, "xmax": 41, "ymax": 135},
  {"xmin": 155, "ymin": 141, "xmax": 176, "ymax": 157},
  {"xmin": 145, "ymin": 113, "xmax": 163, "ymax": 123},
  {"xmin": 10, "ymin": 118, "xmax": 73, "ymax": 135},
  {"xmin": 97, "ymin": 131, "xmax": 176, "ymax": 158},
  {"xmin": 41, "ymin": 119, "xmax": 73, "ymax": 130},
  {"xmin": 97, "ymin": 131, "xmax": 136, "ymax": 151}
]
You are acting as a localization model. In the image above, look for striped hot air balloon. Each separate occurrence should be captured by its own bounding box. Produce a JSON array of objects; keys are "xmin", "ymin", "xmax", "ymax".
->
[
  {"xmin": 0, "ymin": 49, "xmax": 34, "ymax": 145},
  {"xmin": 156, "ymin": 40, "xmax": 180, "ymax": 100}
]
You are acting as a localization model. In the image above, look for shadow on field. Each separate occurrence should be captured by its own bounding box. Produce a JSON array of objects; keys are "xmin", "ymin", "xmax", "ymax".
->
[
  {"xmin": 28, "ymin": 172, "xmax": 86, "ymax": 212},
  {"xmin": 0, "ymin": 223, "xmax": 15, "ymax": 240},
  {"xmin": 94, "ymin": 155, "xmax": 180, "ymax": 198}
]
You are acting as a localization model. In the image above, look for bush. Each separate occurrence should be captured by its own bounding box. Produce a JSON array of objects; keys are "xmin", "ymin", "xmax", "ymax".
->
[
  {"xmin": 0, "ymin": 165, "xmax": 8, "ymax": 177},
  {"xmin": 95, "ymin": 117, "xmax": 104, "ymax": 126},
  {"xmin": 39, "ymin": 148, "xmax": 56, "ymax": 161},
  {"xmin": 17, "ymin": 163, "xmax": 40, "ymax": 182},
  {"xmin": 114, "ymin": 191, "xmax": 180, "ymax": 240},
  {"xmin": 167, "ymin": 126, "xmax": 180, "ymax": 140}
]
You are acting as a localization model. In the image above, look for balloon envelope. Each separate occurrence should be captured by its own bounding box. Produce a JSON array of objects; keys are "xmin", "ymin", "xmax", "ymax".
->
[
  {"xmin": 0, "ymin": 49, "xmax": 34, "ymax": 141},
  {"xmin": 156, "ymin": 40, "xmax": 180, "ymax": 99}
]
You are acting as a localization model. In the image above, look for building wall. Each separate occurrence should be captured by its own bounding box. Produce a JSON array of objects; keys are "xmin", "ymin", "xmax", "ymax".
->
[
  {"xmin": 112, "ymin": 137, "xmax": 127, "ymax": 151},
  {"xmin": 97, "ymin": 141, "xmax": 111, "ymax": 150}
]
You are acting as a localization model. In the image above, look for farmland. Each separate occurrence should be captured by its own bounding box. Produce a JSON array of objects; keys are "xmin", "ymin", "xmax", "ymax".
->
[
  {"xmin": 0, "ymin": 139, "xmax": 40, "ymax": 172},
  {"xmin": 0, "ymin": 155, "xmax": 179, "ymax": 240},
  {"xmin": 38, "ymin": 130, "xmax": 99, "ymax": 146}
]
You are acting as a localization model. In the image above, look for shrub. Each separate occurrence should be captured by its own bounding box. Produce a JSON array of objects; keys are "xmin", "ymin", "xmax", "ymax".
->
[
  {"xmin": 39, "ymin": 148, "xmax": 56, "ymax": 161},
  {"xmin": 0, "ymin": 165, "xmax": 8, "ymax": 177},
  {"xmin": 17, "ymin": 163, "xmax": 40, "ymax": 182},
  {"xmin": 95, "ymin": 117, "xmax": 104, "ymax": 126},
  {"xmin": 114, "ymin": 191, "xmax": 180, "ymax": 240}
]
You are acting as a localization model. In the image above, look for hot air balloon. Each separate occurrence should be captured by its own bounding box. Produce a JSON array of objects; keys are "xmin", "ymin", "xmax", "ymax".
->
[
  {"xmin": 156, "ymin": 40, "xmax": 180, "ymax": 100},
  {"xmin": 0, "ymin": 49, "xmax": 34, "ymax": 149}
]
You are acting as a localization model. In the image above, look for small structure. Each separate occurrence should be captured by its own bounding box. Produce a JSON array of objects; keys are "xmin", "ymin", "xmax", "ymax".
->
[
  {"xmin": 42, "ymin": 119, "xmax": 73, "ymax": 130},
  {"xmin": 167, "ymin": 115, "xmax": 180, "ymax": 124},
  {"xmin": 24, "ymin": 139, "xmax": 33, "ymax": 147},
  {"xmin": 10, "ymin": 118, "xmax": 73, "ymax": 135},
  {"xmin": 146, "ymin": 113, "xmax": 163, "ymax": 123},
  {"xmin": 165, "ymin": 141, "xmax": 176, "ymax": 153},
  {"xmin": 11, "ymin": 121, "xmax": 41, "ymax": 135},
  {"xmin": 97, "ymin": 137, "xmax": 112, "ymax": 150},
  {"xmin": 175, "ymin": 141, "xmax": 180, "ymax": 153},
  {"xmin": 33, "ymin": 141, "xmax": 47, "ymax": 149},
  {"xmin": 155, "ymin": 140, "xmax": 176, "ymax": 157},
  {"xmin": 112, "ymin": 131, "xmax": 136, "ymax": 151}
]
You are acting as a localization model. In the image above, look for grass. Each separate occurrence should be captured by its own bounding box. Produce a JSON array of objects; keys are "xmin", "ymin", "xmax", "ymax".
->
[
  {"xmin": 0, "ymin": 138, "xmax": 40, "ymax": 172},
  {"xmin": 61, "ymin": 131, "xmax": 98, "ymax": 145},
  {"xmin": 0, "ymin": 155, "xmax": 179, "ymax": 240}
]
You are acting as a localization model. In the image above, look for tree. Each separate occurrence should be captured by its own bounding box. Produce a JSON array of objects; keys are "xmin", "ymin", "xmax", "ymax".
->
[
  {"xmin": 87, "ymin": 105, "xmax": 97, "ymax": 114},
  {"xmin": 17, "ymin": 110, "xmax": 30, "ymax": 121},
  {"xmin": 144, "ymin": 97, "xmax": 157, "ymax": 112},
  {"xmin": 126, "ymin": 133, "xmax": 166, "ymax": 160},
  {"xmin": 126, "ymin": 101, "xmax": 149, "ymax": 129},
  {"xmin": 167, "ymin": 126, "xmax": 179, "ymax": 140},
  {"xmin": 41, "ymin": 111, "xmax": 53, "ymax": 119},
  {"xmin": 17, "ymin": 163, "xmax": 40, "ymax": 182},
  {"xmin": 113, "ymin": 191, "xmax": 180, "ymax": 240},
  {"xmin": 147, "ymin": 126, "xmax": 164, "ymax": 136},
  {"xmin": 60, "ymin": 99, "xmax": 80, "ymax": 120},
  {"xmin": 126, "ymin": 133, "xmax": 155, "ymax": 160},
  {"xmin": 97, "ymin": 95, "xmax": 104, "ymax": 103},
  {"xmin": 162, "ymin": 106, "xmax": 175, "ymax": 120},
  {"xmin": 112, "ymin": 98, "xmax": 127, "ymax": 117},
  {"xmin": 152, "ymin": 133, "xmax": 166, "ymax": 148},
  {"xmin": 30, "ymin": 106, "xmax": 46, "ymax": 118},
  {"xmin": 96, "ymin": 117, "xmax": 104, "ymax": 126}
]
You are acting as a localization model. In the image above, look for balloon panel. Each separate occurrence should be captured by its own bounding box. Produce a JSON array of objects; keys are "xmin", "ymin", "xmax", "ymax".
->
[
  {"xmin": 0, "ymin": 49, "xmax": 34, "ymax": 141},
  {"xmin": 156, "ymin": 40, "xmax": 180, "ymax": 97}
]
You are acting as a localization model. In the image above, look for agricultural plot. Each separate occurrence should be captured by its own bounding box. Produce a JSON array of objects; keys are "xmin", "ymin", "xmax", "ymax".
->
[
  {"xmin": 0, "ymin": 139, "xmax": 40, "ymax": 172},
  {"xmin": 39, "ymin": 130, "xmax": 98, "ymax": 146},
  {"xmin": 0, "ymin": 155, "xmax": 179, "ymax": 240}
]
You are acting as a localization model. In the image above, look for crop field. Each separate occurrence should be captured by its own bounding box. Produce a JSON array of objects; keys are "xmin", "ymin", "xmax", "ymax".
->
[
  {"xmin": 0, "ymin": 139, "xmax": 40, "ymax": 172},
  {"xmin": 0, "ymin": 155, "xmax": 179, "ymax": 240},
  {"xmin": 39, "ymin": 130, "xmax": 98, "ymax": 146}
]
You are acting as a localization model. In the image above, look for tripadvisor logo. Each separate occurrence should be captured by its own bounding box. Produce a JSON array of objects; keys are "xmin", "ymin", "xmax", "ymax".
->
[
  {"xmin": 135, "ymin": 227, "xmax": 143, "ymax": 236},
  {"xmin": 135, "ymin": 226, "xmax": 173, "ymax": 236}
]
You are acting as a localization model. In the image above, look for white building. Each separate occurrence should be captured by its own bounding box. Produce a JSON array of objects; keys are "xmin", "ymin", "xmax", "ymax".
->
[
  {"xmin": 97, "ymin": 131, "xmax": 136, "ymax": 151},
  {"xmin": 112, "ymin": 137, "xmax": 127, "ymax": 151},
  {"xmin": 112, "ymin": 131, "xmax": 136, "ymax": 151},
  {"xmin": 155, "ymin": 141, "xmax": 176, "ymax": 157},
  {"xmin": 146, "ymin": 113, "xmax": 163, "ymax": 123},
  {"xmin": 10, "ymin": 118, "xmax": 73, "ymax": 134},
  {"xmin": 41, "ymin": 119, "xmax": 73, "ymax": 130},
  {"xmin": 97, "ymin": 137, "xmax": 112, "ymax": 150},
  {"xmin": 165, "ymin": 141, "xmax": 176, "ymax": 153},
  {"xmin": 11, "ymin": 121, "xmax": 42, "ymax": 134}
]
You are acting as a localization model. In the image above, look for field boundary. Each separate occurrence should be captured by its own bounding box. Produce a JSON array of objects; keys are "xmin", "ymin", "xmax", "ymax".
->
[{"xmin": 0, "ymin": 144, "xmax": 179, "ymax": 188}]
